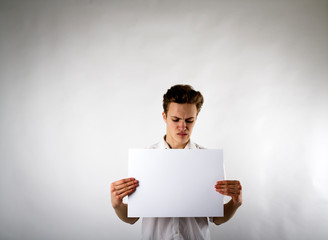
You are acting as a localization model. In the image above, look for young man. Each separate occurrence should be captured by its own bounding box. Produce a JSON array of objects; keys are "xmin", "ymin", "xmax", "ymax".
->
[{"xmin": 111, "ymin": 85, "xmax": 242, "ymax": 239}]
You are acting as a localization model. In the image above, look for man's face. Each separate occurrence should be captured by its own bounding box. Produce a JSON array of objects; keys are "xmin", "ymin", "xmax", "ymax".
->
[{"xmin": 162, "ymin": 102, "xmax": 198, "ymax": 149}]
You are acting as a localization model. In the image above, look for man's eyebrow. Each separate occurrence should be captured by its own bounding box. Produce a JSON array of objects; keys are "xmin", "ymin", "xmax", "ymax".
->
[{"xmin": 171, "ymin": 116, "xmax": 195, "ymax": 120}]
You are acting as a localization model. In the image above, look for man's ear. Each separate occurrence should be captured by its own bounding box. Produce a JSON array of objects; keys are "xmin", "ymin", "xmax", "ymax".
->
[{"xmin": 162, "ymin": 112, "xmax": 167, "ymax": 123}]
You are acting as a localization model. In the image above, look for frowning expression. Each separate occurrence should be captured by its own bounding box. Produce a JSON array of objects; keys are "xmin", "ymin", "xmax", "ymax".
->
[{"xmin": 162, "ymin": 102, "xmax": 198, "ymax": 149}]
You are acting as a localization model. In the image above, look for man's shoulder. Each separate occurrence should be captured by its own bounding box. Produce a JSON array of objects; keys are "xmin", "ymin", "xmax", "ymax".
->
[
  {"xmin": 192, "ymin": 142, "xmax": 206, "ymax": 149},
  {"xmin": 148, "ymin": 142, "xmax": 160, "ymax": 149}
]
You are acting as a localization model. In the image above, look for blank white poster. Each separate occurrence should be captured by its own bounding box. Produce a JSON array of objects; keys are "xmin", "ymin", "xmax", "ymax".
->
[{"xmin": 128, "ymin": 149, "xmax": 224, "ymax": 217}]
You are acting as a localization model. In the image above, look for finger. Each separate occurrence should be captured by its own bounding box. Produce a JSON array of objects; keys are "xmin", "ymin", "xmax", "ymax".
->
[
  {"xmin": 215, "ymin": 185, "xmax": 242, "ymax": 190},
  {"xmin": 216, "ymin": 186, "xmax": 241, "ymax": 195},
  {"xmin": 216, "ymin": 180, "xmax": 240, "ymax": 186},
  {"xmin": 116, "ymin": 182, "xmax": 139, "ymax": 195},
  {"xmin": 114, "ymin": 181, "xmax": 138, "ymax": 192},
  {"xmin": 215, "ymin": 182, "xmax": 241, "ymax": 189},
  {"xmin": 216, "ymin": 188, "xmax": 241, "ymax": 194},
  {"xmin": 118, "ymin": 187, "xmax": 137, "ymax": 199},
  {"xmin": 215, "ymin": 182, "xmax": 241, "ymax": 191},
  {"xmin": 216, "ymin": 186, "xmax": 240, "ymax": 191},
  {"xmin": 216, "ymin": 191, "xmax": 241, "ymax": 197},
  {"xmin": 113, "ymin": 178, "xmax": 138, "ymax": 191},
  {"xmin": 216, "ymin": 188, "xmax": 241, "ymax": 195},
  {"xmin": 113, "ymin": 178, "xmax": 135, "ymax": 186}
]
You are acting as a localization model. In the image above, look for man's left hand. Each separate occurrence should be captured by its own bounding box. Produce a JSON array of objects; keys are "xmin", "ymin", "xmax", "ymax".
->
[{"xmin": 215, "ymin": 180, "xmax": 242, "ymax": 207}]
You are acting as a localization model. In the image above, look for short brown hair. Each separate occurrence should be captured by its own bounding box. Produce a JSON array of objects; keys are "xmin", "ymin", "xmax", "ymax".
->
[{"xmin": 163, "ymin": 84, "xmax": 204, "ymax": 115}]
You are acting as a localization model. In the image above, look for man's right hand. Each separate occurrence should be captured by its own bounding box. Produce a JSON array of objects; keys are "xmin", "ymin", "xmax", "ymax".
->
[{"xmin": 111, "ymin": 178, "xmax": 139, "ymax": 209}]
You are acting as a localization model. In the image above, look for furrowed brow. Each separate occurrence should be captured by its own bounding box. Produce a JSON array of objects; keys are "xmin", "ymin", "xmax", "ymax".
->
[{"xmin": 171, "ymin": 116, "xmax": 195, "ymax": 120}]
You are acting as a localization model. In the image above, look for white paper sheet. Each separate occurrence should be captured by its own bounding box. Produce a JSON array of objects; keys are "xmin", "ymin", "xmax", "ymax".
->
[{"xmin": 128, "ymin": 149, "xmax": 224, "ymax": 217}]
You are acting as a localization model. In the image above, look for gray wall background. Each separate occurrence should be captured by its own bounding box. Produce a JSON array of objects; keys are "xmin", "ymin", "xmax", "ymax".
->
[{"xmin": 1, "ymin": 0, "xmax": 328, "ymax": 239}]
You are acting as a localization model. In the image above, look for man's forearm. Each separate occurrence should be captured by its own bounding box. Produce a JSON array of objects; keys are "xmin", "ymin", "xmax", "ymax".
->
[
  {"xmin": 114, "ymin": 203, "xmax": 139, "ymax": 224},
  {"xmin": 213, "ymin": 199, "xmax": 241, "ymax": 225}
]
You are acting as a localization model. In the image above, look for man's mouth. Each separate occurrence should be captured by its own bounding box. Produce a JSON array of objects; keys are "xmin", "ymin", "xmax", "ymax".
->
[{"xmin": 177, "ymin": 133, "xmax": 188, "ymax": 136}]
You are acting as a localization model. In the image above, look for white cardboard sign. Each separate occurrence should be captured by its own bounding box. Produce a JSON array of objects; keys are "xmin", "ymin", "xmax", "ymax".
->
[{"xmin": 128, "ymin": 149, "xmax": 224, "ymax": 217}]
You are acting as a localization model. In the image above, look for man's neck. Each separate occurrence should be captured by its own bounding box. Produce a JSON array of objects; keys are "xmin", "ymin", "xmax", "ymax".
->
[{"xmin": 164, "ymin": 135, "xmax": 189, "ymax": 149}]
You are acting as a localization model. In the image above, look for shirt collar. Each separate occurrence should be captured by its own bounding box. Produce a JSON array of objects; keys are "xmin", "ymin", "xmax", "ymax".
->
[{"xmin": 160, "ymin": 135, "xmax": 197, "ymax": 149}]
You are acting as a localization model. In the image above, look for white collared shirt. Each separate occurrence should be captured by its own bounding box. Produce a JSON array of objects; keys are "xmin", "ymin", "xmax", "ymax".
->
[{"xmin": 141, "ymin": 137, "xmax": 212, "ymax": 240}]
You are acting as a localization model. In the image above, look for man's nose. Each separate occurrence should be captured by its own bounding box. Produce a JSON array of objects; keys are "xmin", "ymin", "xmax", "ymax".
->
[{"xmin": 178, "ymin": 120, "xmax": 186, "ymax": 130}]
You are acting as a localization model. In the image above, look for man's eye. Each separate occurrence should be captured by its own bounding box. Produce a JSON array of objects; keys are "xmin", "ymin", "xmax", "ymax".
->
[
  {"xmin": 186, "ymin": 120, "xmax": 194, "ymax": 123},
  {"xmin": 172, "ymin": 119, "xmax": 179, "ymax": 122}
]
